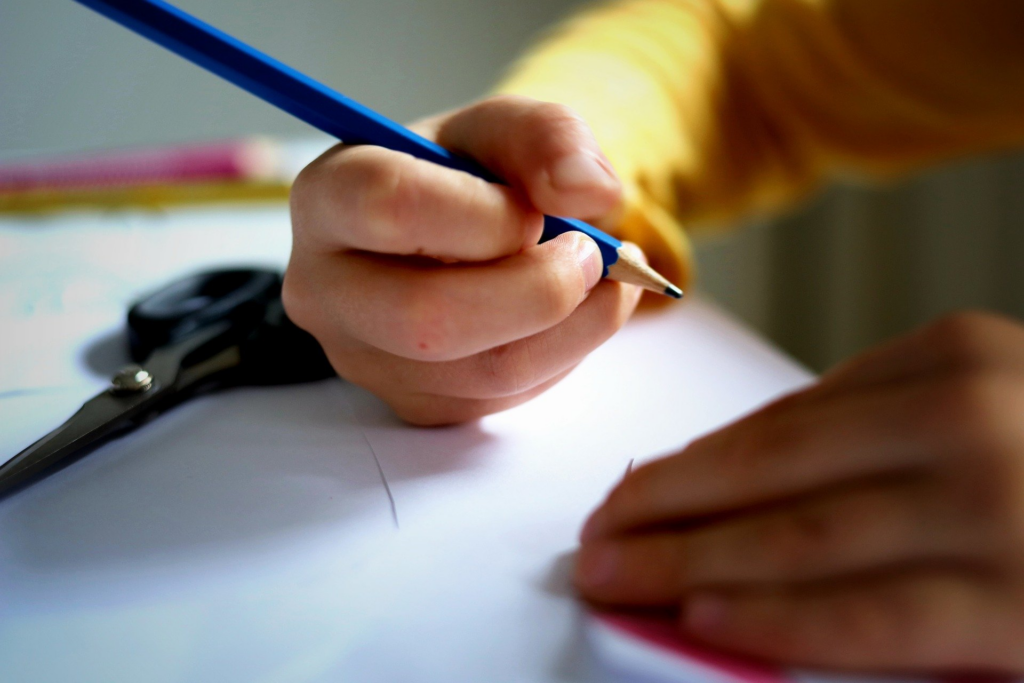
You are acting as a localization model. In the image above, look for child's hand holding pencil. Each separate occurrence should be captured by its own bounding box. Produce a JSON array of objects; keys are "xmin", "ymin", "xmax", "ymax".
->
[
  {"xmin": 284, "ymin": 96, "xmax": 644, "ymax": 425},
  {"xmin": 68, "ymin": 0, "xmax": 679, "ymax": 426}
]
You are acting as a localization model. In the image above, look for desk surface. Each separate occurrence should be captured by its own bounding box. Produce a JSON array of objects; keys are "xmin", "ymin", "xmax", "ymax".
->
[{"xmin": 0, "ymin": 206, "xmax": 811, "ymax": 683}]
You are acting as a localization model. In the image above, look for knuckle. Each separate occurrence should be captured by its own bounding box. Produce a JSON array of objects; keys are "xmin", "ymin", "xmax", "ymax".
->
[
  {"xmin": 322, "ymin": 348, "xmax": 374, "ymax": 390},
  {"xmin": 479, "ymin": 341, "xmax": 537, "ymax": 397},
  {"xmin": 920, "ymin": 311, "xmax": 1001, "ymax": 368},
  {"xmin": 280, "ymin": 280, "xmax": 372, "ymax": 386},
  {"xmin": 291, "ymin": 147, "xmax": 336, "ymax": 197},
  {"xmin": 918, "ymin": 375, "xmax": 1024, "ymax": 526},
  {"xmin": 918, "ymin": 373, "xmax": 1010, "ymax": 451},
  {"xmin": 289, "ymin": 156, "xmax": 336, "ymax": 238},
  {"xmin": 351, "ymin": 153, "xmax": 406, "ymax": 236},
  {"xmin": 280, "ymin": 268, "xmax": 318, "ymax": 335},
  {"xmin": 331, "ymin": 149, "xmax": 418, "ymax": 248},
  {"xmin": 289, "ymin": 163, "xmax": 317, "ymax": 217}
]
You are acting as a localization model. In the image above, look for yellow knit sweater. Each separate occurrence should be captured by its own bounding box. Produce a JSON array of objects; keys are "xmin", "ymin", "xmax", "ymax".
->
[{"xmin": 496, "ymin": 0, "xmax": 1024, "ymax": 289}]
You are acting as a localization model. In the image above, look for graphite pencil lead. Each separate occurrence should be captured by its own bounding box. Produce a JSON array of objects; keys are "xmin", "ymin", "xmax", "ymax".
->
[{"xmin": 606, "ymin": 245, "xmax": 684, "ymax": 298}]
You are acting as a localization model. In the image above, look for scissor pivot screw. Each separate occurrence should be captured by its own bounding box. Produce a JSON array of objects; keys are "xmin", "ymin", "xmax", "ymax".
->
[{"xmin": 110, "ymin": 366, "xmax": 154, "ymax": 395}]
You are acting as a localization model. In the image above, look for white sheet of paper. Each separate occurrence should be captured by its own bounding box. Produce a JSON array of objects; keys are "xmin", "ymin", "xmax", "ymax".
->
[{"xmin": 0, "ymin": 207, "xmax": 813, "ymax": 682}]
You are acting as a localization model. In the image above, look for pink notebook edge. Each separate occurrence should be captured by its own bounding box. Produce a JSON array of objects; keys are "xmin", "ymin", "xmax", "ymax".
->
[{"xmin": 589, "ymin": 611, "xmax": 790, "ymax": 683}]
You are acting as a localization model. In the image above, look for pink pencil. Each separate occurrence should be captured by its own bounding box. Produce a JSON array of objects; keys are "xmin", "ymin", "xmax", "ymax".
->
[{"xmin": 0, "ymin": 138, "xmax": 282, "ymax": 193}]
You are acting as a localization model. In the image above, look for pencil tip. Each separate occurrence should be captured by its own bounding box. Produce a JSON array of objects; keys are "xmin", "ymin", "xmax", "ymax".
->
[{"xmin": 605, "ymin": 245, "xmax": 685, "ymax": 299}]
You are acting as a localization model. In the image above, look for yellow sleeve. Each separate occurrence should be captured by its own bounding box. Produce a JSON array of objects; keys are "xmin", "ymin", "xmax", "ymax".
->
[{"xmin": 494, "ymin": 0, "xmax": 1024, "ymax": 288}]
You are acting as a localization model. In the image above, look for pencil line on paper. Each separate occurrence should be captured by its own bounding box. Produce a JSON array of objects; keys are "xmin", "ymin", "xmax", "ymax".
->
[
  {"xmin": 341, "ymin": 391, "xmax": 399, "ymax": 529},
  {"xmin": 361, "ymin": 430, "xmax": 399, "ymax": 529}
]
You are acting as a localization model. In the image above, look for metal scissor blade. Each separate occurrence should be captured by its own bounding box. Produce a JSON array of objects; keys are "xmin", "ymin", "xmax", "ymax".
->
[
  {"xmin": 0, "ymin": 323, "xmax": 235, "ymax": 498},
  {"xmin": 0, "ymin": 386, "xmax": 168, "ymax": 497}
]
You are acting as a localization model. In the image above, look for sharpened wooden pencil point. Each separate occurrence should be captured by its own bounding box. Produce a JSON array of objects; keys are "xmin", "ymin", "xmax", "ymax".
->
[{"xmin": 606, "ymin": 246, "xmax": 684, "ymax": 299}]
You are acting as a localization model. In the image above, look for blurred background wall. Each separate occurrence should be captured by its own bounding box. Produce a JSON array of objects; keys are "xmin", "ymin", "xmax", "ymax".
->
[
  {"xmin": 3, "ymin": 0, "xmax": 1022, "ymax": 372},
  {"xmin": 699, "ymin": 155, "xmax": 1024, "ymax": 371}
]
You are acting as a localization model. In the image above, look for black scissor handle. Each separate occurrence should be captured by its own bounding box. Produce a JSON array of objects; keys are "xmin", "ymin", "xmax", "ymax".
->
[
  {"xmin": 127, "ymin": 267, "xmax": 335, "ymax": 388},
  {"xmin": 127, "ymin": 268, "xmax": 280, "ymax": 362},
  {"xmin": 235, "ymin": 297, "xmax": 336, "ymax": 386}
]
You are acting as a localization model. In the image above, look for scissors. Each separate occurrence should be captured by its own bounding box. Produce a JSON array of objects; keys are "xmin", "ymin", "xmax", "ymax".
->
[{"xmin": 0, "ymin": 268, "xmax": 335, "ymax": 497}]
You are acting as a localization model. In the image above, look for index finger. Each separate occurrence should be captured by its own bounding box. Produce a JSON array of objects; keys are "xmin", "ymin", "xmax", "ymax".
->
[
  {"xmin": 582, "ymin": 382, "xmax": 942, "ymax": 540},
  {"xmin": 291, "ymin": 144, "xmax": 544, "ymax": 261}
]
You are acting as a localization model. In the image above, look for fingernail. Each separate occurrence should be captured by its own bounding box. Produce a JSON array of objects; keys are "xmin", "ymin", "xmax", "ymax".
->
[
  {"xmin": 683, "ymin": 593, "xmax": 730, "ymax": 636},
  {"xmin": 549, "ymin": 151, "xmax": 617, "ymax": 192},
  {"xmin": 574, "ymin": 543, "xmax": 618, "ymax": 589},
  {"xmin": 576, "ymin": 236, "xmax": 603, "ymax": 293}
]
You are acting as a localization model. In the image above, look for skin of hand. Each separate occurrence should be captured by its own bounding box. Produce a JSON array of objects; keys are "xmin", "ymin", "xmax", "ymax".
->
[
  {"xmin": 576, "ymin": 311, "xmax": 1024, "ymax": 674},
  {"xmin": 283, "ymin": 95, "xmax": 643, "ymax": 426}
]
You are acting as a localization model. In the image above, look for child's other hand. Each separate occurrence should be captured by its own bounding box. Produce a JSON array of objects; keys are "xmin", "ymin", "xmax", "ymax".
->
[
  {"xmin": 577, "ymin": 312, "xmax": 1024, "ymax": 674},
  {"xmin": 283, "ymin": 96, "xmax": 641, "ymax": 425}
]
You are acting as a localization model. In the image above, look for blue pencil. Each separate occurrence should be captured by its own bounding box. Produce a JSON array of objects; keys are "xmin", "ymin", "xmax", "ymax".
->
[{"xmin": 72, "ymin": 0, "xmax": 682, "ymax": 298}]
